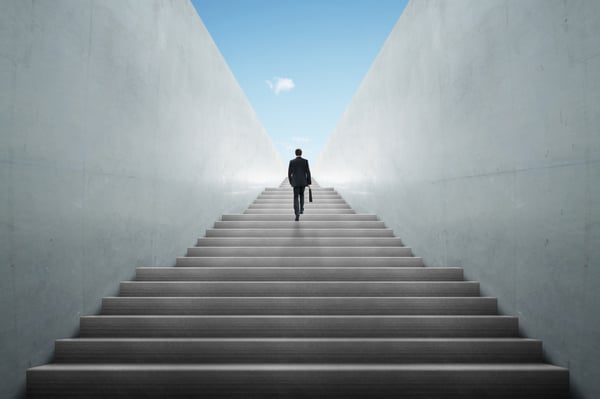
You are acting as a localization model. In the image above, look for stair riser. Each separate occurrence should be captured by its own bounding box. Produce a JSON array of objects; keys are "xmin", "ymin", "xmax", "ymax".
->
[
  {"xmin": 54, "ymin": 339, "xmax": 542, "ymax": 364},
  {"xmin": 248, "ymin": 204, "xmax": 351, "ymax": 208},
  {"xmin": 215, "ymin": 221, "xmax": 384, "ymax": 228},
  {"xmin": 27, "ymin": 366, "xmax": 569, "ymax": 399},
  {"xmin": 263, "ymin": 186, "xmax": 337, "ymax": 194},
  {"xmin": 185, "ymin": 247, "xmax": 412, "ymax": 257},
  {"xmin": 257, "ymin": 193, "xmax": 342, "ymax": 197},
  {"xmin": 205, "ymin": 229, "xmax": 395, "ymax": 237},
  {"xmin": 28, "ymin": 366, "xmax": 569, "ymax": 399},
  {"xmin": 119, "ymin": 282, "xmax": 480, "ymax": 297},
  {"xmin": 134, "ymin": 267, "xmax": 462, "ymax": 281},
  {"xmin": 256, "ymin": 198, "xmax": 342, "ymax": 202},
  {"xmin": 79, "ymin": 316, "xmax": 518, "ymax": 338},
  {"xmin": 175, "ymin": 257, "xmax": 423, "ymax": 267},
  {"xmin": 196, "ymin": 237, "xmax": 403, "ymax": 246},
  {"xmin": 101, "ymin": 297, "xmax": 497, "ymax": 315},
  {"xmin": 221, "ymin": 214, "xmax": 377, "ymax": 221},
  {"xmin": 253, "ymin": 200, "xmax": 346, "ymax": 204},
  {"xmin": 26, "ymin": 367, "xmax": 570, "ymax": 399},
  {"xmin": 244, "ymin": 209, "xmax": 356, "ymax": 214}
]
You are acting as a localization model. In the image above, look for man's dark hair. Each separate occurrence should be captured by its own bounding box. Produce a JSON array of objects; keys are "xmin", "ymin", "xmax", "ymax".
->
[{"xmin": 295, "ymin": 148, "xmax": 302, "ymax": 156}]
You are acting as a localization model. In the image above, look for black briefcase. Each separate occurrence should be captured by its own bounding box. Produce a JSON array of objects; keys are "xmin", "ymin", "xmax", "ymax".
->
[{"xmin": 309, "ymin": 187, "xmax": 313, "ymax": 202}]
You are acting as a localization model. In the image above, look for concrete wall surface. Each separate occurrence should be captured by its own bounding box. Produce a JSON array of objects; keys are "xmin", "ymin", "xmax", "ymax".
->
[
  {"xmin": 0, "ymin": 1, "xmax": 283, "ymax": 398},
  {"xmin": 317, "ymin": 0, "xmax": 599, "ymax": 397}
]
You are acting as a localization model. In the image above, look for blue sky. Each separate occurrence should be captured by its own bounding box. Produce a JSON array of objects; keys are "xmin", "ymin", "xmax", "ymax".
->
[{"xmin": 190, "ymin": 0, "xmax": 409, "ymax": 162}]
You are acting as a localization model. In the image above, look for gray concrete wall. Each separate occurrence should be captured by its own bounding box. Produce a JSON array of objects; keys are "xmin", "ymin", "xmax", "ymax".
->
[
  {"xmin": 317, "ymin": 1, "xmax": 599, "ymax": 397},
  {"xmin": 0, "ymin": 1, "xmax": 283, "ymax": 398}
]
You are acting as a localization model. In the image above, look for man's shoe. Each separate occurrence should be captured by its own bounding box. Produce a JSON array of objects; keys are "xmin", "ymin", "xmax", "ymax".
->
[
  {"xmin": 300, "ymin": 209, "xmax": 304, "ymax": 214},
  {"xmin": 295, "ymin": 214, "xmax": 299, "ymax": 221}
]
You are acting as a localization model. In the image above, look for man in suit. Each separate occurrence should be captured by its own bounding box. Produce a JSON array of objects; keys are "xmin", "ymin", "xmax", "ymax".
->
[{"xmin": 288, "ymin": 148, "xmax": 312, "ymax": 221}]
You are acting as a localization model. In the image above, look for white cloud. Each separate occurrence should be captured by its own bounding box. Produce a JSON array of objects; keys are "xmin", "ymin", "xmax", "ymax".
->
[{"xmin": 266, "ymin": 77, "xmax": 295, "ymax": 95}]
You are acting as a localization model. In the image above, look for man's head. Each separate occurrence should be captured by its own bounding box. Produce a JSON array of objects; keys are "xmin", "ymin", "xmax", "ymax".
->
[{"xmin": 295, "ymin": 148, "xmax": 302, "ymax": 156}]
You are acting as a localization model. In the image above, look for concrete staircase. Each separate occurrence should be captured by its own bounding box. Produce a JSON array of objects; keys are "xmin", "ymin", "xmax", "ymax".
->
[{"xmin": 27, "ymin": 182, "xmax": 569, "ymax": 398}]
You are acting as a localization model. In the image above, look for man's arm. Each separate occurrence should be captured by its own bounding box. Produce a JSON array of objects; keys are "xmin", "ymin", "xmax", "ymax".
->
[
  {"xmin": 306, "ymin": 159, "xmax": 312, "ymax": 185},
  {"xmin": 288, "ymin": 160, "xmax": 293, "ymax": 186}
]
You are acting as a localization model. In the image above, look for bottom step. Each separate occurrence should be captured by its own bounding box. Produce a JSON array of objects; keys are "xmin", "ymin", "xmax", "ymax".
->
[{"xmin": 28, "ymin": 364, "xmax": 568, "ymax": 398}]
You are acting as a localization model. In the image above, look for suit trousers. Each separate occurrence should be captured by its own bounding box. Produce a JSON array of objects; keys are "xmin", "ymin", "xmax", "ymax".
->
[{"xmin": 293, "ymin": 186, "xmax": 306, "ymax": 215}]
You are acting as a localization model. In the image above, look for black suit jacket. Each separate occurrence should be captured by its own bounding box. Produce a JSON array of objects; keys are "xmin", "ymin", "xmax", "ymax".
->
[{"xmin": 288, "ymin": 156, "xmax": 312, "ymax": 187}]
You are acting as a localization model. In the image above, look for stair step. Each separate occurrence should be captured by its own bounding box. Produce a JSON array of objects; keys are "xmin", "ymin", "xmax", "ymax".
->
[
  {"xmin": 205, "ymin": 228, "xmax": 395, "ymax": 237},
  {"xmin": 266, "ymin": 187, "xmax": 334, "ymax": 191},
  {"xmin": 221, "ymin": 214, "xmax": 377, "ymax": 221},
  {"xmin": 27, "ymin": 363, "xmax": 569, "ymax": 399},
  {"xmin": 119, "ymin": 281, "xmax": 480, "ymax": 297},
  {"xmin": 256, "ymin": 195, "xmax": 342, "ymax": 199},
  {"xmin": 248, "ymin": 203, "xmax": 351, "ymax": 208},
  {"xmin": 196, "ymin": 237, "xmax": 403, "ymax": 246},
  {"xmin": 262, "ymin": 188, "xmax": 334, "ymax": 192},
  {"xmin": 175, "ymin": 256, "xmax": 423, "ymax": 267},
  {"xmin": 186, "ymin": 246, "xmax": 412, "ymax": 257},
  {"xmin": 26, "ymin": 363, "xmax": 569, "ymax": 399},
  {"xmin": 258, "ymin": 191, "xmax": 342, "ymax": 198},
  {"xmin": 101, "ymin": 296, "xmax": 498, "ymax": 315},
  {"xmin": 135, "ymin": 267, "xmax": 461, "ymax": 281},
  {"xmin": 244, "ymin": 208, "xmax": 356, "ymax": 214},
  {"xmin": 79, "ymin": 315, "xmax": 518, "ymax": 338},
  {"xmin": 253, "ymin": 199, "xmax": 346, "ymax": 204},
  {"xmin": 53, "ymin": 338, "xmax": 542, "ymax": 363},
  {"xmin": 215, "ymin": 221, "xmax": 385, "ymax": 228}
]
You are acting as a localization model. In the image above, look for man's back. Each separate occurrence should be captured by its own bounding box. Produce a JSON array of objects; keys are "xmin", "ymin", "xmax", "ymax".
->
[{"xmin": 288, "ymin": 156, "xmax": 311, "ymax": 187}]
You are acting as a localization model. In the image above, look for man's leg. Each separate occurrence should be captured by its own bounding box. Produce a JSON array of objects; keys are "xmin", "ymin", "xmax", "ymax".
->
[
  {"xmin": 298, "ymin": 186, "xmax": 305, "ymax": 214},
  {"xmin": 293, "ymin": 186, "xmax": 301, "ymax": 217}
]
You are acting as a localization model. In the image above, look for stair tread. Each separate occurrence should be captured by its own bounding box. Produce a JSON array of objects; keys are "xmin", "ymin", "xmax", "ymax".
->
[
  {"xmin": 191, "ymin": 246, "xmax": 403, "ymax": 248},
  {"xmin": 196, "ymin": 238, "xmax": 401, "ymax": 244},
  {"xmin": 57, "ymin": 337, "xmax": 535, "ymax": 342},
  {"xmin": 176, "ymin": 256, "xmax": 421, "ymax": 260},
  {"xmin": 31, "ymin": 363, "xmax": 566, "ymax": 371},
  {"xmin": 185, "ymin": 247, "xmax": 413, "ymax": 256},
  {"xmin": 204, "ymin": 228, "xmax": 396, "ymax": 237},
  {"xmin": 80, "ymin": 313, "xmax": 516, "ymax": 324},
  {"xmin": 105, "ymin": 295, "xmax": 494, "ymax": 298},
  {"xmin": 175, "ymin": 256, "xmax": 424, "ymax": 267},
  {"xmin": 137, "ymin": 266, "xmax": 452, "ymax": 270},
  {"xmin": 121, "ymin": 281, "xmax": 475, "ymax": 285}
]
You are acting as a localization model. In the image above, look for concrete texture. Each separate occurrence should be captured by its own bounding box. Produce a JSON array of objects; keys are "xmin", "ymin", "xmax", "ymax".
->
[
  {"xmin": 0, "ymin": 1, "xmax": 282, "ymax": 398},
  {"xmin": 316, "ymin": 1, "xmax": 600, "ymax": 397}
]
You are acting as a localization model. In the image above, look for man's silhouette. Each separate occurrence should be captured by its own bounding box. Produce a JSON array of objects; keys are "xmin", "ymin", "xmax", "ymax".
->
[{"xmin": 288, "ymin": 148, "xmax": 312, "ymax": 221}]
